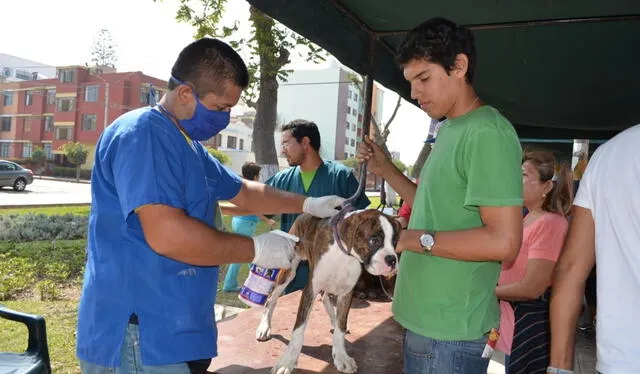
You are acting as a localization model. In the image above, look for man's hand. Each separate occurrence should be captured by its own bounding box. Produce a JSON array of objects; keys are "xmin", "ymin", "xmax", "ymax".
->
[
  {"xmin": 302, "ymin": 195, "xmax": 346, "ymax": 218},
  {"xmin": 252, "ymin": 231, "xmax": 297, "ymax": 269},
  {"xmin": 357, "ymin": 137, "xmax": 391, "ymax": 176}
]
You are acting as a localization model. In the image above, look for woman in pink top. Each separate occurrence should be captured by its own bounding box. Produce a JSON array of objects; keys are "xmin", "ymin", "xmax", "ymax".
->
[{"xmin": 496, "ymin": 151, "xmax": 573, "ymax": 374}]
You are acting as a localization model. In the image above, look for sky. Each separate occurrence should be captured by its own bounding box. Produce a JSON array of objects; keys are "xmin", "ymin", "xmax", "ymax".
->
[{"xmin": 1, "ymin": 0, "xmax": 430, "ymax": 165}]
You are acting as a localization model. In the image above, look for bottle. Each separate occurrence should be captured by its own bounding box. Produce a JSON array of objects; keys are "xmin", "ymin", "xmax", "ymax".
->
[{"xmin": 238, "ymin": 264, "xmax": 280, "ymax": 308}]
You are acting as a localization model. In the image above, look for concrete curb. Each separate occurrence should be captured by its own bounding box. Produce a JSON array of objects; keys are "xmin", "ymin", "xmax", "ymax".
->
[{"xmin": 34, "ymin": 175, "xmax": 91, "ymax": 184}]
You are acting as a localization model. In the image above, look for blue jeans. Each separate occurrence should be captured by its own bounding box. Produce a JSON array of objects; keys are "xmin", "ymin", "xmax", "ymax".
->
[
  {"xmin": 79, "ymin": 323, "xmax": 192, "ymax": 374},
  {"xmin": 403, "ymin": 329, "xmax": 490, "ymax": 374}
]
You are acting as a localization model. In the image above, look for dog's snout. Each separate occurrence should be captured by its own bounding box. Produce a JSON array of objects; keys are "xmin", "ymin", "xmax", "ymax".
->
[{"xmin": 384, "ymin": 255, "xmax": 397, "ymax": 268}]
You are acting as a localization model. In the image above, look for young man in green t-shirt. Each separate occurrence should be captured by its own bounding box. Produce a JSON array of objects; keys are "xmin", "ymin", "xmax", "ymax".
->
[{"xmin": 358, "ymin": 17, "xmax": 523, "ymax": 374}]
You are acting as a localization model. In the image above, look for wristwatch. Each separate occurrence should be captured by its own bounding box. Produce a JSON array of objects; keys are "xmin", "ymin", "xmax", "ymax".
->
[{"xmin": 419, "ymin": 231, "xmax": 436, "ymax": 255}]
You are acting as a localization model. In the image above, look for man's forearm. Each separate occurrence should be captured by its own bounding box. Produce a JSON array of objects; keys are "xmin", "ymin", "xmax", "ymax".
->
[
  {"xmin": 379, "ymin": 163, "xmax": 417, "ymax": 206},
  {"xmin": 398, "ymin": 226, "xmax": 519, "ymax": 262},
  {"xmin": 231, "ymin": 180, "xmax": 306, "ymax": 215},
  {"xmin": 142, "ymin": 210, "xmax": 255, "ymax": 266},
  {"xmin": 549, "ymin": 267, "xmax": 587, "ymax": 370}
]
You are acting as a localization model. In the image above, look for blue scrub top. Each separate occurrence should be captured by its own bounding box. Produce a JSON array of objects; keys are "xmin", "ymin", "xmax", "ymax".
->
[{"xmin": 77, "ymin": 107, "xmax": 242, "ymax": 366}]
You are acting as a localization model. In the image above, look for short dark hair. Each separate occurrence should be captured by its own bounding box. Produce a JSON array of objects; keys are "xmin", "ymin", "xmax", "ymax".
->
[
  {"xmin": 241, "ymin": 162, "xmax": 261, "ymax": 180},
  {"xmin": 281, "ymin": 120, "xmax": 321, "ymax": 152},
  {"xmin": 169, "ymin": 38, "xmax": 249, "ymax": 96},
  {"xmin": 396, "ymin": 17, "xmax": 476, "ymax": 84}
]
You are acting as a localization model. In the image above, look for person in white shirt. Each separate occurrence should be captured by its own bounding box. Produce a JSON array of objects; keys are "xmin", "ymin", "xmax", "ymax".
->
[{"xmin": 548, "ymin": 124, "xmax": 640, "ymax": 374}]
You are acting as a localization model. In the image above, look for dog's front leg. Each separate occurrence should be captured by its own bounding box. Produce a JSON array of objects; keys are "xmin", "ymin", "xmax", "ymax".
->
[
  {"xmin": 257, "ymin": 258, "xmax": 300, "ymax": 342},
  {"xmin": 271, "ymin": 284, "xmax": 316, "ymax": 374},
  {"xmin": 332, "ymin": 291, "xmax": 358, "ymax": 373}
]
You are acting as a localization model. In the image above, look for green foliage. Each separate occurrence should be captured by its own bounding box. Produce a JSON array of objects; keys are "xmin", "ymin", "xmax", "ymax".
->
[
  {"xmin": 30, "ymin": 146, "xmax": 47, "ymax": 167},
  {"xmin": 91, "ymin": 28, "xmax": 118, "ymax": 68},
  {"xmin": 340, "ymin": 157, "xmax": 359, "ymax": 169},
  {"xmin": 0, "ymin": 213, "xmax": 88, "ymax": 242},
  {"xmin": 170, "ymin": 1, "xmax": 325, "ymax": 106},
  {"xmin": 0, "ymin": 240, "xmax": 86, "ymax": 301},
  {"xmin": 52, "ymin": 166, "xmax": 91, "ymax": 180},
  {"xmin": 60, "ymin": 142, "xmax": 89, "ymax": 167},
  {"xmin": 206, "ymin": 147, "xmax": 231, "ymax": 165}
]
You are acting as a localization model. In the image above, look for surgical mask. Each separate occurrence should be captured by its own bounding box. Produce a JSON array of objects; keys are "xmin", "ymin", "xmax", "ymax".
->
[{"xmin": 171, "ymin": 76, "xmax": 230, "ymax": 141}]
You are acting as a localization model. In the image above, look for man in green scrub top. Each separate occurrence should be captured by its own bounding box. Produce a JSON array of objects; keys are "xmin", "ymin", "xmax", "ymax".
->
[{"xmin": 266, "ymin": 119, "xmax": 370, "ymax": 294}]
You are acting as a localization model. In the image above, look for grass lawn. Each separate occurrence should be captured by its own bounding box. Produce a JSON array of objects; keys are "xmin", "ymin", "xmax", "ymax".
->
[
  {"xmin": 0, "ymin": 205, "xmax": 90, "ymax": 216},
  {"xmin": 0, "ymin": 199, "xmax": 391, "ymax": 370},
  {"xmin": 0, "ymin": 300, "xmax": 80, "ymax": 374}
]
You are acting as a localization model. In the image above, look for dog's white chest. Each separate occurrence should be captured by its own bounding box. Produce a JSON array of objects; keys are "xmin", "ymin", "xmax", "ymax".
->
[{"xmin": 312, "ymin": 244, "xmax": 362, "ymax": 296}]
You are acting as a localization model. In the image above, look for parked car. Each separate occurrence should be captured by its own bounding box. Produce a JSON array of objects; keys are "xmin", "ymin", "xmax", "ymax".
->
[{"xmin": 0, "ymin": 160, "xmax": 34, "ymax": 191}]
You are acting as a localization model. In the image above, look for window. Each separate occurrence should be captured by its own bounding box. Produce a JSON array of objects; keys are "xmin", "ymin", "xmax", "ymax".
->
[
  {"xmin": 357, "ymin": 128, "xmax": 362, "ymax": 137},
  {"xmin": 23, "ymin": 143, "xmax": 32, "ymax": 158},
  {"xmin": 352, "ymin": 107, "xmax": 357, "ymax": 115},
  {"xmin": 1, "ymin": 117, "xmax": 11, "ymax": 132},
  {"xmin": 345, "ymin": 137, "xmax": 349, "ymax": 145},
  {"xmin": 58, "ymin": 69, "xmax": 75, "ymax": 83},
  {"xmin": 55, "ymin": 127, "xmax": 72, "ymax": 140},
  {"xmin": 43, "ymin": 143, "xmax": 53, "ymax": 159},
  {"xmin": 350, "ymin": 153, "xmax": 354, "ymax": 158},
  {"xmin": 350, "ymin": 139, "xmax": 355, "ymax": 147},
  {"xmin": 23, "ymin": 118, "xmax": 31, "ymax": 133},
  {"xmin": 44, "ymin": 116, "xmax": 54, "ymax": 132},
  {"xmin": 0, "ymin": 145, "xmax": 10, "ymax": 158},
  {"xmin": 239, "ymin": 138, "xmax": 244, "ymax": 151},
  {"xmin": 82, "ymin": 114, "xmax": 97, "ymax": 131},
  {"xmin": 346, "ymin": 105, "xmax": 351, "ymax": 115},
  {"xmin": 346, "ymin": 122, "xmax": 350, "ymax": 130},
  {"xmin": 2, "ymin": 67, "xmax": 11, "ymax": 78},
  {"xmin": 85, "ymin": 85, "xmax": 99, "ymax": 102},
  {"xmin": 46, "ymin": 90, "xmax": 56, "ymax": 105},
  {"xmin": 226, "ymin": 136, "xmax": 237, "ymax": 149},
  {"xmin": 25, "ymin": 91, "xmax": 33, "ymax": 106},
  {"xmin": 56, "ymin": 98, "xmax": 75, "ymax": 112},
  {"xmin": 347, "ymin": 91, "xmax": 352, "ymax": 99},
  {"xmin": 353, "ymin": 93, "xmax": 358, "ymax": 101},
  {"xmin": 214, "ymin": 134, "xmax": 222, "ymax": 147},
  {"xmin": 2, "ymin": 92, "xmax": 13, "ymax": 106},
  {"xmin": 358, "ymin": 114, "xmax": 363, "ymax": 123},
  {"xmin": 344, "ymin": 152, "xmax": 348, "ymax": 159}
]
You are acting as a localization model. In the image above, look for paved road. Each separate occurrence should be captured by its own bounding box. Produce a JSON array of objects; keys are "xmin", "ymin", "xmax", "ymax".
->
[{"xmin": 0, "ymin": 178, "xmax": 91, "ymax": 207}]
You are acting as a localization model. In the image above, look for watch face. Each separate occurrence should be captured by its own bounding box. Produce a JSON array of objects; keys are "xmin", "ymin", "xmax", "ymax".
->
[{"xmin": 420, "ymin": 234, "xmax": 434, "ymax": 248}]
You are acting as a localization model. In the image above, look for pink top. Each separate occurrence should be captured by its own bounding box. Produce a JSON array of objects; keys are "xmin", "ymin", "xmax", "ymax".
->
[{"xmin": 495, "ymin": 213, "xmax": 569, "ymax": 354}]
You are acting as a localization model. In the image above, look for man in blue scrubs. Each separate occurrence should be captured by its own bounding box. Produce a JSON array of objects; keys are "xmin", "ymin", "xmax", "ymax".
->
[
  {"xmin": 266, "ymin": 120, "xmax": 370, "ymax": 294},
  {"xmin": 77, "ymin": 38, "xmax": 345, "ymax": 374}
]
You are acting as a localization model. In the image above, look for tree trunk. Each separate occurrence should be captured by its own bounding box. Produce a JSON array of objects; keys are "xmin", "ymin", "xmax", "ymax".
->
[
  {"xmin": 250, "ymin": 7, "xmax": 289, "ymax": 181},
  {"xmin": 75, "ymin": 165, "xmax": 81, "ymax": 183},
  {"xmin": 412, "ymin": 142, "xmax": 432, "ymax": 179}
]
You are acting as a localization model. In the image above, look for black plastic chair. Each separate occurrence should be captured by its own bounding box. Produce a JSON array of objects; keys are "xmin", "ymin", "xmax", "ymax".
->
[{"xmin": 0, "ymin": 304, "xmax": 51, "ymax": 374}]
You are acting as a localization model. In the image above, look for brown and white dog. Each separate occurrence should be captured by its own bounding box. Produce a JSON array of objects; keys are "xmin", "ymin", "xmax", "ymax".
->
[{"xmin": 255, "ymin": 209, "xmax": 401, "ymax": 374}]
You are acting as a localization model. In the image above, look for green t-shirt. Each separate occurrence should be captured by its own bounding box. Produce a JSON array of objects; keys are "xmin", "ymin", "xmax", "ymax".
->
[
  {"xmin": 300, "ymin": 169, "xmax": 317, "ymax": 192},
  {"xmin": 392, "ymin": 105, "xmax": 523, "ymax": 341}
]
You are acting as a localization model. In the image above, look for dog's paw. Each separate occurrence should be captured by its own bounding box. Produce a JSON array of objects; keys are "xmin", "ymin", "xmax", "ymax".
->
[
  {"xmin": 332, "ymin": 351, "xmax": 358, "ymax": 373},
  {"xmin": 270, "ymin": 359, "xmax": 297, "ymax": 374},
  {"xmin": 255, "ymin": 320, "xmax": 272, "ymax": 342}
]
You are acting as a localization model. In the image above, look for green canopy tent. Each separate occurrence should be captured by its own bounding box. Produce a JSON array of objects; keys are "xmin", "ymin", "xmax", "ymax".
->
[{"xmin": 247, "ymin": 0, "xmax": 640, "ymax": 140}]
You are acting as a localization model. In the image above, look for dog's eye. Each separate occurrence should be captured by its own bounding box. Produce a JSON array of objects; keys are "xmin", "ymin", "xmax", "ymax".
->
[{"xmin": 368, "ymin": 236, "xmax": 382, "ymax": 248}]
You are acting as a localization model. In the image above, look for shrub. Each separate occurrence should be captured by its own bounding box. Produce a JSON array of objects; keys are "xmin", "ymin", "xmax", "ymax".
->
[
  {"xmin": 51, "ymin": 166, "xmax": 91, "ymax": 180},
  {"xmin": 0, "ymin": 213, "xmax": 88, "ymax": 242},
  {"xmin": 0, "ymin": 240, "xmax": 86, "ymax": 301}
]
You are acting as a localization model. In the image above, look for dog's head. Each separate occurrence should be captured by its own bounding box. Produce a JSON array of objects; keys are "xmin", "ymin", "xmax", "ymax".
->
[{"xmin": 338, "ymin": 209, "xmax": 402, "ymax": 277}]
